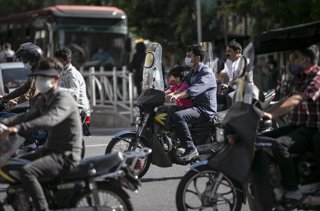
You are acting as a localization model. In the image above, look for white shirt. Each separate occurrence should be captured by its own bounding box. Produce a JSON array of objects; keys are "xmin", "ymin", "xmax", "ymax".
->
[
  {"xmin": 59, "ymin": 64, "xmax": 90, "ymax": 109},
  {"xmin": 222, "ymin": 56, "xmax": 252, "ymax": 82},
  {"xmin": 0, "ymin": 49, "xmax": 15, "ymax": 62}
]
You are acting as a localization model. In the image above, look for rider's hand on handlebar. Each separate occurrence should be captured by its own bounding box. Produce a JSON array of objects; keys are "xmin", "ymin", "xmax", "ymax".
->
[
  {"xmin": 170, "ymin": 95, "xmax": 178, "ymax": 103},
  {"xmin": 6, "ymin": 100, "xmax": 17, "ymax": 110},
  {"xmin": 0, "ymin": 124, "xmax": 16, "ymax": 141},
  {"xmin": 262, "ymin": 112, "xmax": 273, "ymax": 120}
]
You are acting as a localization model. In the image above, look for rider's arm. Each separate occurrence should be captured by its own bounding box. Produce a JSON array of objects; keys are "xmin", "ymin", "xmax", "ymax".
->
[
  {"xmin": 0, "ymin": 99, "xmax": 41, "ymax": 126},
  {"xmin": 264, "ymin": 92, "xmax": 308, "ymax": 119},
  {"xmin": 2, "ymin": 77, "xmax": 32, "ymax": 101},
  {"xmin": 14, "ymin": 93, "xmax": 74, "ymax": 134},
  {"xmin": 165, "ymin": 89, "xmax": 172, "ymax": 96},
  {"xmin": 185, "ymin": 68, "xmax": 216, "ymax": 98}
]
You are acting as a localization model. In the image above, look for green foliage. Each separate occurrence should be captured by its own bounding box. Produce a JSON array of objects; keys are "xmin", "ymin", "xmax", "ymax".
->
[
  {"xmin": 233, "ymin": 0, "xmax": 320, "ymax": 34},
  {"xmin": 0, "ymin": 0, "xmax": 42, "ymax": 16}
]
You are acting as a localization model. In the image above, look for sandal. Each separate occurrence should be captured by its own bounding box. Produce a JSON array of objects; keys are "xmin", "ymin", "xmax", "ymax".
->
[{"xmin": 273, "ymin": 196, "xmax": 305, "ymax": 211}]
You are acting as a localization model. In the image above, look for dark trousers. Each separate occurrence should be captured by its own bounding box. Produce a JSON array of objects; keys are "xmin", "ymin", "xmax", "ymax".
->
[
  {"xmin": 264, "ymin": 126, "xmax": 319, "ymax": 191},
  {"xmin": 19, "ymin": 148, "xmax": 77, "ymax": 210},
  {"xmin": 173, "ymin": 107, "xmax": 210, "ymax": 149}
]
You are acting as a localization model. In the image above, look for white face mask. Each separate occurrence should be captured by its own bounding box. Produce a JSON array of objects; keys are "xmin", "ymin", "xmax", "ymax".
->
[
  {"xmin": 185, "ymin": 57, "xmax": 194, "ymax": 67},
  {"xmin": 35, "ymin": 76, "xmax": 53, "ymax": 94},
  {"xmin": 23, "ymin": 62, "xmax": 32, "ymax": 71}
]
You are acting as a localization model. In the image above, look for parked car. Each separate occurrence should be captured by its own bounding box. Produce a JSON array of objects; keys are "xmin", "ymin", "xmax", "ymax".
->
[{"xmin": 0, "ymin": 62, "xmax": 29, "ymax": 96}]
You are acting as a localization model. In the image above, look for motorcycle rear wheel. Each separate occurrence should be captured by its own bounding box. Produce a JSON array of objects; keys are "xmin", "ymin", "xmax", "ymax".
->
[
  {"xmin": 105, "ymin": 133, "xmax": 151, "ymax": 178},
  {"xmin": 176, "ymin": 165, "xmax": 243, "ymax": 211},
  {"xmin": 75, "ymin": 183, "xmax": 132, "ymax": 211}
]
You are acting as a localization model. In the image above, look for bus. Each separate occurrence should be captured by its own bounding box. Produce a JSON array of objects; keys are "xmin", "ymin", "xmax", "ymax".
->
[{"xmin": 0, "ymin": 5, "xmax": 131, "ymax": 69}]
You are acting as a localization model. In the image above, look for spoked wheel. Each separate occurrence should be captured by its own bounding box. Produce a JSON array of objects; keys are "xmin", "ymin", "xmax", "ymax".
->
[
  {"xmin": 75, "ymin": 183, "xmax": 132, "ymax": 211},
  {"xmin": 176, "ymin": 165, "xmax": 243, "ymax": 211},
  {"xmin": 105, "ymin": 133, "xmax": 151, "ymax": 178}
]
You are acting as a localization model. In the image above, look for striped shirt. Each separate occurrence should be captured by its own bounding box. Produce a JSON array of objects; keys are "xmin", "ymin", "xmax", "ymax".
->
[{"xmin": 289, "ymin": 64, "xmax": 320, "ymax": 128}]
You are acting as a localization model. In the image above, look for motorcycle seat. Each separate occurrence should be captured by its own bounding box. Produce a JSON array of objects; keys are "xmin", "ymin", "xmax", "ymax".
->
[
  {"xmin": 191, "ymin": 110, "xmax": 228, "ymax": 128},
  {"xmin": 59, "ymin": 152, "xmax": 123, "ymax": 181}
]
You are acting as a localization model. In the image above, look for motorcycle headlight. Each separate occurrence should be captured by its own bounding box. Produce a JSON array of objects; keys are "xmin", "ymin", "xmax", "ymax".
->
[{"xmin": 132, "ymin": 107, "xmax": 141, "ymax": 118}]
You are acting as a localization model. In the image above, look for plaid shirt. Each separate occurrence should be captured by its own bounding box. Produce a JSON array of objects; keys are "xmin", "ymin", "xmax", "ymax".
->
[{"xmin": 289, "ymin": 64, "xmax": 320, "ymax": 128}]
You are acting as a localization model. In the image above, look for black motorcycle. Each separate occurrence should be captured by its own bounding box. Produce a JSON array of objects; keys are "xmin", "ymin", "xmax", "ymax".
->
[
  {"xmin": 105, "ymin": 42, "xmax": 228, "ymax": 178},
  {"xmin": 105, "ymin": 42, "xmax": 282, "ymax": 178},
  {"xmin": 0, "ymin": 133, "xmax": 151, "ymax": 211}
]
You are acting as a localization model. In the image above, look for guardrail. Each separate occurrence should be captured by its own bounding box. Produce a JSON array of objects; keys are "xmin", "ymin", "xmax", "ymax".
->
[{"xmin": 80, "ymin": 66, "xmax": 136, "ymax": 124}]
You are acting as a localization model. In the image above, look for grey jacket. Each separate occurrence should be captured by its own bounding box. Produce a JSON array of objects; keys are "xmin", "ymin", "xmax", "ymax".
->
[{"xmin": 1, "ymin": 89, "xmax": 83, "ymax": 160}]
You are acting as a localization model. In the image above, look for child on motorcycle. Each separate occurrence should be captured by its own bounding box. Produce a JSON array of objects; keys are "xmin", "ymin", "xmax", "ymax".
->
[{"xmin": 165, "ymin": 66, "xmax": 192, "ymax": 109}]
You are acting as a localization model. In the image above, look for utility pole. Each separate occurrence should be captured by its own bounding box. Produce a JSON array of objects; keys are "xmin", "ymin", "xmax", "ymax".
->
[{"xmin": 196, "ymin": 0, "xmax": 202, "ymax": 44}]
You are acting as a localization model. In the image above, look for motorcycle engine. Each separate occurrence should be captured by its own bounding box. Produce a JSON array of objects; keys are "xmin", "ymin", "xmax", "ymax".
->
[{"xmin": 7, "ymin": 186, "xmax": 31, "ymax": 211}]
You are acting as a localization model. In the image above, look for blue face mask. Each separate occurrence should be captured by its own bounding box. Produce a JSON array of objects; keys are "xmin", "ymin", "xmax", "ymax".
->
[{"xmin": 288, "ymin": 64, "xmax": 304, "ymax": 75}]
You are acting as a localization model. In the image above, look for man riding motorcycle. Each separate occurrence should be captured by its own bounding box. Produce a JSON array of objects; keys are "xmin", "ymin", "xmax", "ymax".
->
[
  {"xmin": 1, "ymin": 42, "xmax": 43, "ymax": 109},
  {"xmin": 170, "ymin": 44, "xmax": 217, "ymax": 162},
  {"xmin": 0, "ymin": 57, "xmax": 82, "ymax": 211},
  {"xmin": 263, "ymin": 45, "xmax": 320, "ymax": 211}
]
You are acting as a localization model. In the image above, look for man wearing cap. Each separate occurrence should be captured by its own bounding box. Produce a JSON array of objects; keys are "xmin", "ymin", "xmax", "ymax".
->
[
  {"xmin": 263, "ymin": 45, "xmax": 320, "ymax": 211},
  {"xmin": 0, "ymin": 58, "xmax": 83, "ymax": 211}
]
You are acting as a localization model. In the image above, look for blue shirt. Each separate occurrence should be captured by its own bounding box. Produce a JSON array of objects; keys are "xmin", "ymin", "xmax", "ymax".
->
[{"xmin": 185, "ymin": 63, "xmax": 217, "ymax": 117}]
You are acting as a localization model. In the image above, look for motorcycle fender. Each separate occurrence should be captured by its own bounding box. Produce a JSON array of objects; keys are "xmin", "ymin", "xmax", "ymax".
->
[
  {"xmin": 111, "ymin": 130, "xmax": 149, "ymax": 147},
  {"xmin": 188, "ymin": 160, "xmax": 208, "ymax": 171},
  {"xmin": 112, "ymin": 130, "xmax": 136, "ymax": 139}
]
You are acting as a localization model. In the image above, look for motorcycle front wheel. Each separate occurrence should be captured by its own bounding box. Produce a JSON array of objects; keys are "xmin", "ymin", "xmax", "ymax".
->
[
  {"xmin": 176, "ymin": 165, "xmax": 243, "ymax": 211},
  {"xmin": 75, "ymin": 183, "xmax": 132, "ymax": 211},
  {"xmin": 105, "ymin": 133, "xmax": 151, "ymax": 178}
]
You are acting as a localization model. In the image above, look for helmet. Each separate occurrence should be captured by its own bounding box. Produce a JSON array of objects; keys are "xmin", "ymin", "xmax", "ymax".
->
[{"xmin": 16, "ymin": 42, "xmax": 43, "ymax": 64}]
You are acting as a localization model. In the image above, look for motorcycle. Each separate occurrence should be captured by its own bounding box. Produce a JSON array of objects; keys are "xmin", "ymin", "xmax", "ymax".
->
[
  {"xmin": 0, "ymin": 132, "xmax": 151, "ymax": 211},
  {"xmin": 105, "ymin": 42, "xmax": 284, "ymax": 178},
  {"xmin": 175, "ymin": 42, "xmax": 259, "ymax": 211},
  {"xmin": 105, "ymin": 42, "xmax": 228, "ymax": 178}
]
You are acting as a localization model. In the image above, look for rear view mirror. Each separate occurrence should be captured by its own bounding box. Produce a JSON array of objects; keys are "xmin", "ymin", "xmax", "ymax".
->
[{"xmin": 4, "ymin": 86, "xmax": 9, "ymax": 94}]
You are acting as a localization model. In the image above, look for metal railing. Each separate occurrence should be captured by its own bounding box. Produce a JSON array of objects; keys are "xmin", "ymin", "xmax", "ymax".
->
[{"xmin": 80, "ymin": 66, "xmax": 135, "ymax": 124}]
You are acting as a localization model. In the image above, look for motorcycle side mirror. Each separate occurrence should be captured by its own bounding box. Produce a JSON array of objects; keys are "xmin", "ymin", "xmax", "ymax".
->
[{"xmin": 4, "ymin": 86, "xmax": 9, "ymax": 94}]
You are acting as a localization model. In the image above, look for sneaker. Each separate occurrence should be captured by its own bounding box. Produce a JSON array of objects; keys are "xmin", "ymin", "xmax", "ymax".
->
[
  {"xmin": 273, "ymin": 195, "xmax": 304, "ymax": 211},
  {"xmin": 177, "ymin": 147, "xmax": 199, "ymax": 162}
]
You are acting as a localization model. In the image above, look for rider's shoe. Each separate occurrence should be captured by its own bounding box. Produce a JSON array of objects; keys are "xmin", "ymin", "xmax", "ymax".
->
[
  {"xmin": 177, "ymin": 147, "xmax": 199, "ymax": 162},
  {"xmin": 272, "ymin": 195, "xmax": 304, "ymax": 211}
]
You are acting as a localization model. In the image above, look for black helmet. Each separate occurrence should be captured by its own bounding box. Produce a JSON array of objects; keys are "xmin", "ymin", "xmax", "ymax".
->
[{"xmin": 16, "ymin": 42, "xmax": 43, "ymax": 64}]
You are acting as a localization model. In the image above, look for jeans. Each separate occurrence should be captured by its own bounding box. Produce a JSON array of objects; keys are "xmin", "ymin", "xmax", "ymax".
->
[
  {"xmin": 264, "ymin": 126, "xmax": 319, "ymax": 191},
  {"xmin": 173, "ymin": 107, "xmax": 210, "ymax": 149},
  {"xmin": 19, "ymin": 148, "xmax": 78, "ymax": 210}
]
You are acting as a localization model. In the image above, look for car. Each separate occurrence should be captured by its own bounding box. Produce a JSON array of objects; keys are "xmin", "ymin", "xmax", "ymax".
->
[{"xmin": 0, "ymin": 62, "xmax": 30, "ymax": 96}]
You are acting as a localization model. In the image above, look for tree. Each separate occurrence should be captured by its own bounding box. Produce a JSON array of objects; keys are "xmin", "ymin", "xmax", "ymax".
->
[{"xmin": 232, "ymin": 0, "xmax": 320, "ymax": 35}]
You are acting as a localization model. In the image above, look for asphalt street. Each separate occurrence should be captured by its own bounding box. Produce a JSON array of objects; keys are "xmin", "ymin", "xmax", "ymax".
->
[{"xmin": 86, "ymin": 127, "xmax": 251, "ymax": 211}]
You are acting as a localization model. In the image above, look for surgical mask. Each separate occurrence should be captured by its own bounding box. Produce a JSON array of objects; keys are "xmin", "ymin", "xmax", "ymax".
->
[
  {"xmin": 35, "ymin": 76, "xmax": 53, "ymax": 94},
  {"xmin": 168, "ymin": 80, "xmax": 175, "ymax": 86},
  {"xmin": 185, "ymin": 57, "xmax": 194, "ymax": 67},
  {"xmin": 23, "ymin": 62, "xmax": 32, "ymax": 71},
  {"xmin": 288, "ymin": 64, "xmax": 304, "ymax": 75}
]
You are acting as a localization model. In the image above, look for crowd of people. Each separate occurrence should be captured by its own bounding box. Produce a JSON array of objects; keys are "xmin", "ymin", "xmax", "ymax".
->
[{"xmin": 0, "ymin": 38, "xmax": 319, "ymax": 211}]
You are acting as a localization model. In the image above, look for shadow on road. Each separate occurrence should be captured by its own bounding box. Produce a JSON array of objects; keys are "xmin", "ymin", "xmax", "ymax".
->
[{"xmin": 141, "ymin": 176, "xmax": 182, "ymax": 183}]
